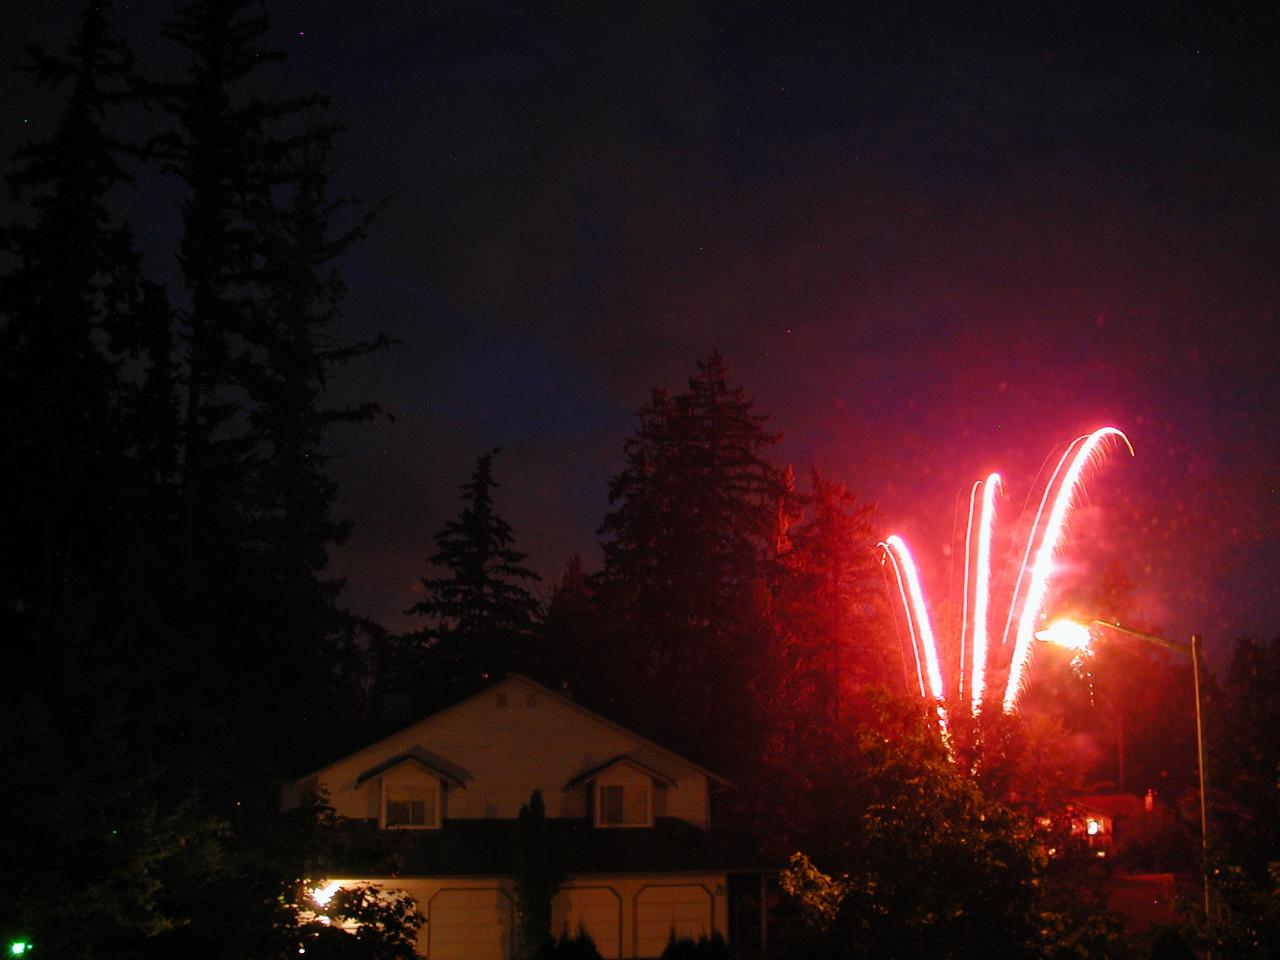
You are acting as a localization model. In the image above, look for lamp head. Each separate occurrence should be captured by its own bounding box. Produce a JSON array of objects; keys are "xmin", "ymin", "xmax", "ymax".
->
[{"xmin": 1036, "ymin": 618, "xmax": 1093, "ymax": 652}]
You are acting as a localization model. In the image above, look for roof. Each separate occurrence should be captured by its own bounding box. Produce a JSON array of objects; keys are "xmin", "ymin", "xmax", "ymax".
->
[
  {"xmin": 323, "ymin": 817, "xmax": 773, "ymax": 877},
  {"xmin": 294, "ymin": 674, "xmax": 731, "ymax": 788},
  {"xmin": 356, "ymin": 746, "xmax": 470, "ymax": 789},
  {"xmin": 1074, "ymin": 793, "xmax": 1147, "ymax": 818},
  {"xmin": 564, "ymin": 754, "xmax": 678, "ymax": 790}
]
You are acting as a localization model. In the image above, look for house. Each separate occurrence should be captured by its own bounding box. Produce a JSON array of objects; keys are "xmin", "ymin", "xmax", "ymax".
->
[{"xmin": 284, "ymin": 674, "xmax": 760, "ymax": 959}]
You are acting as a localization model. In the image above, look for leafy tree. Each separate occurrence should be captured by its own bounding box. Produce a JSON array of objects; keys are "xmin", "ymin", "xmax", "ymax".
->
[
  {"xmin": 596, "ymin": 351, "xmax": 795, "ymax": 768},
  {"xmin": 780, "ymin": 721, "xmax": 1050, "ymax": 960},
  {"xmin": 407, "ymin": 450, "xmax": 541, "ymax": 705}
]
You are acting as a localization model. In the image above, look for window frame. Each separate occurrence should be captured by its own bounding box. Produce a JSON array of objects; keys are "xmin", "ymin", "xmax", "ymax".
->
[
  {"xmin": 379, "ymin": 777, "xmax": 442, "ymax": 830},
  {"xmin": 594, "ymin": 779, "xmax": 652, "ymax": 829}
]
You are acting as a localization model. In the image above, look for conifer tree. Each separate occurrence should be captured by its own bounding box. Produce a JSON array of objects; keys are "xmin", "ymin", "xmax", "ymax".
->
[
  {"xmin": 146, "ymin": 0, "xmax": 382, "ymax": 775},
  {"xmin": 0, "ymin": 5, "xmax": 196, "ymax": 953},
  {"xmin": 596, "ymin": 352, "xmax": 795, "ymax": 769},
  {"xmin": 772, "ymin": 469, "xmax": 889, "ymax": 735},
  {"xmin": 408, "ymin": 451, "xmax": 541, "ymax": 705}
]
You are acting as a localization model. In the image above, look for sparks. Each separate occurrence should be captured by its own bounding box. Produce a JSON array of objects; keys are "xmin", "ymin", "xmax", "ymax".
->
[
  {"xmin": 881, "ymin": 427, "xmax": 1131, "ymax": 721},
  {"xmin": 970, "ymin": 472, "xmax": 1000, "ymax": 714},
  {"xmin": 1002, "ymin": 427, "xmax": 1133, "ymax": 712}
]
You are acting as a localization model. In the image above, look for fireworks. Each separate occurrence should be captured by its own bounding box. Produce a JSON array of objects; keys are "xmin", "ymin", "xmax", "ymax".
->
[{"xmin": 880, "ymin": 427, "xmax": 1132, "ymax": 718}]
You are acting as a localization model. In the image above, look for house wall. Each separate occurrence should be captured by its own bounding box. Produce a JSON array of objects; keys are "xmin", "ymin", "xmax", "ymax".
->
[
  {"xmin": 313, "ymin": 678, "xmax": 710, "ymax": 829},
  {"xmin": 317, "ymin": 873, "xmax": 729, "ymax": 960}
]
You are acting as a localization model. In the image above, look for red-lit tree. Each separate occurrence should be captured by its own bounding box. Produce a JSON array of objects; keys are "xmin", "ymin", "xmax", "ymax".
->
[{"xmin": 595, "ymin": 351, "xmax": 796, "ymax": 771}]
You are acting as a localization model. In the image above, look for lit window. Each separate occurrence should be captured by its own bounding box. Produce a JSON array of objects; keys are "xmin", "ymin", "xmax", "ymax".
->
[
  {"xmin": 598, "ymin": 783, "xmax": 649, "ymax": 826},
  {"xmin": 1086, "ymin": 818, "xmax": 1100, "ymax": 836},
  {"xmin": 384, "ymin": 783, "xmax": 437, "ymax": 828}
]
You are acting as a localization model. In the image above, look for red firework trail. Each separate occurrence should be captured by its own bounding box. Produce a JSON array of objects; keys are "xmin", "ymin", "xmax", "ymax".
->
[{"xmin": 880, "ymin": 427, "xmax": 1132, "ymax": 718}]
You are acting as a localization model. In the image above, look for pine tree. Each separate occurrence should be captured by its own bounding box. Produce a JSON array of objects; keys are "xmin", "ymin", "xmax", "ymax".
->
[
  {"xmin": 143, "ymin": 0, "xmax": 384, "ymax": 777},
  {"xmin": 408, "ymin": 451, "xmax": 541, "ymax": 706},
  {"xmin": 0, "ymin": 5, "xmax": 197, "ymax": 953},
  {"xmin": 772, "ymin": 469, "xmax": 889, "ymax": 737},
  {"xmin": 540, "ymin": 553, "xmax": 601, "ymax": 696},
  {"xmin": 596, "ymin": 352, "xmax": 795, "ymax": 769}
]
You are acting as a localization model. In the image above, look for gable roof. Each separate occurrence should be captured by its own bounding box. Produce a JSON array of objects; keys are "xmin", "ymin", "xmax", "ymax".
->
[
  {"xmin": 295, "ymin": 674, "xmax": 731, "ymax": 787},
  {"xmin": 564, "ymin": 754, "xmax": 679, "ymax": 790},
  {"xmin": 356, "ymin": 746, "xmax": 470, "ymax": 788}
]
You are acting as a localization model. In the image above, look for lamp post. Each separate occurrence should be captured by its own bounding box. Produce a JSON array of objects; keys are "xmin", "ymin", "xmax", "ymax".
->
[{"xmin": 1037, "ymin": 618, "xmax": 1211, "ymax": 925}]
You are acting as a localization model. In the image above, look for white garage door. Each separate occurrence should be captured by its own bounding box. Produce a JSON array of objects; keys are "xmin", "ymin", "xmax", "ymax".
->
[
  {"xmin": 552, "ymin": 887, "xmax": 622, "ymax": 958},
  {"xmin": 428, "ymin": 888, "xmax": 513, "ymax": 960},
  {"xmin": 635, "ymin": 885, "xmax": 713, "ymax": 957}
]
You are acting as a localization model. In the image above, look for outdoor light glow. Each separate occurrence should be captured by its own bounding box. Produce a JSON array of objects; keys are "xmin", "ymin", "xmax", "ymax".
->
[
  {"xmin": 1036, "ymin": 619, "xmax": 1093, "ymax": 652},
  {"xmin": 312, "ymin": 881, "xmax": 341, "ymax": 907},
  {"xmin": 1087, "ymin": 818, "xmax": 1101, "ymax": 836},
  {"xmin": 882, "ymin": 427, "xmax": 1132, "ymax": 724}
]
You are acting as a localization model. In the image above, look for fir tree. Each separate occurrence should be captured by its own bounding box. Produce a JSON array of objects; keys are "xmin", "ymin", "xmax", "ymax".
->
[
  {"xmin": 772, "ymin": 469, "xmax": 889, "ymax": 736},
  {"xmin": 0, "ymin": 5, "xmax": 198, "ymax": 953},
  {"xmin": 408, "ymin": 450, "xmax": 541, "ymax": 705},
  {"xmin": 596, "ymin": 351, "xmax": 795, "ymax": 769}
]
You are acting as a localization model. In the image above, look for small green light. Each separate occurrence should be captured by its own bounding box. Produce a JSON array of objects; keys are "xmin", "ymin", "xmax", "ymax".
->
[{"xmin": 10, "ymin": 942, "xmax": 31, "ymax": 956}]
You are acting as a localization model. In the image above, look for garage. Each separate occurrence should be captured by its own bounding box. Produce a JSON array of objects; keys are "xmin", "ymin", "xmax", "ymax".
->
[
  {"xmin": 427, "ymin": 887, "xmax": 513, "ymax": 960},
  {"xmin": 634, "ymin": 884, "xmax": 713, "ymax": 957}
]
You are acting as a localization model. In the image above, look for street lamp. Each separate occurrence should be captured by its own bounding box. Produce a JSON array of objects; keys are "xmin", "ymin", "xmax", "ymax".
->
[{"xmin": 1036, "ymin": 618, "xmax": 1211, "ymax": 924}]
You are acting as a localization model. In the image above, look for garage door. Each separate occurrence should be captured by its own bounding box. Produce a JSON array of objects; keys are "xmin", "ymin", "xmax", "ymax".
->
[
  {"xmin": 635, "ymin": 885, "xmax": 713, "ymax": 957},
  {"xmin": 552, "ymin": 887, "xmax": 621, "ymax": 958},
  {"xmin": 428, "ymin": 888, "xmax": 513, "ymax": 960}
]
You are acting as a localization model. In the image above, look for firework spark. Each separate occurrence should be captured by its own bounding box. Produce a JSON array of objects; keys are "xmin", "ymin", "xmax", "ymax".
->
[
  {"xmin": 970, "ymin": 472, "xmax": 1000, "ymax": 715},
  {"xmin": 1002, "ymin": 427, "xmax": 1132, "ymax": 712},
  {"xmin": 881, "ymin": 427, "xmax": 1131, "ymax": 718}
]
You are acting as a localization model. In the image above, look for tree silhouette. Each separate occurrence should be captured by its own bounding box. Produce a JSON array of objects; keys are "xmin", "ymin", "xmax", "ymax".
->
[{"xmin": 408, "ymin": 450, "xmax": 541, "ymax": 704}]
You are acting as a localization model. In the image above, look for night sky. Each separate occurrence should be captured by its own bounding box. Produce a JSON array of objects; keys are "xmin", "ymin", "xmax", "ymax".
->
[{"xmin": 4, "ymin": 3, "xmax": 1278, "ymax": 662}]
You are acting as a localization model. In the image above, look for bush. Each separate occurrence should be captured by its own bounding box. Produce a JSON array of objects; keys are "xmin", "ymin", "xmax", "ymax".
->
[
  {"xmin": 660, "ymin": 931, "xmax": 731, "ymax": 960},
  {"xmin": 537, "ymin": 926, "xmax": 603, "ymax": 960}
]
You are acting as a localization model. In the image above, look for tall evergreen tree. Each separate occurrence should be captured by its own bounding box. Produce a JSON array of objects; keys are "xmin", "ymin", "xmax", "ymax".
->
[
  {"xmin": 407, "ymin": 450, "xmax": 541, "ymax": 706},
  {"xmin": 596, "ymin": 351, "xmax": 796, "ymax": 770},
  {"xmin": 0, "ymin": 5, "xmax": 197, "ymax": 954},
  {"xmin": 143, "ymin": 0, "xmax": 383, "ymax": 778},
  {"xmin": 770, "ymin": 470, "xmax": 889, "ymax": 744}
]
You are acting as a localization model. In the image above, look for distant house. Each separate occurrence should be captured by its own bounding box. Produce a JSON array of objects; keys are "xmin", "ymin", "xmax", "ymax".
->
[
  {"xmin": 284, "ymin": 675, "xmax": 761, "ymax": 959},
  {"xmin": 1068, "ymin": 792, "xmax": 1150, "ymax": 857}
]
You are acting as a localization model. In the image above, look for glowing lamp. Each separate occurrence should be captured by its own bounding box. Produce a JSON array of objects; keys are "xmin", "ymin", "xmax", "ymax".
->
[
  {"xmin": 9, "ymin": 943, "xmax": 31, "ymax": 957},
  {"xmin": 1086, "ymin": 818, "xmax": 1101, "ymax": 836},
  {"xmin": 1036, "ymin": 619, "xmax": 1092, "ymax": 652}
]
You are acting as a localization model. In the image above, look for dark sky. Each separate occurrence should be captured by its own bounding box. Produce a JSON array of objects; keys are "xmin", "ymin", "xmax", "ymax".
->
[{"xmin": 5, "ymin": 3, "xmax": 1279, "ymax": 662}]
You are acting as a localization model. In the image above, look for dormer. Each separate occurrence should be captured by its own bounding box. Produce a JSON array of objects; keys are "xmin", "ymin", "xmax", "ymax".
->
[
  {"xmin": 566, "ymin": 755, "xmax": 677, "ymax": 829},
  {"xmin": 356, "ymin": 746, "xmax": 469, "ymax": 830}
]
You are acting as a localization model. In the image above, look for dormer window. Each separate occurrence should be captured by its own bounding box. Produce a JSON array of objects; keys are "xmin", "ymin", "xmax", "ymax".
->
[
  {"xmin": 384, "ymin": 782, "xmax": 438, "ymax": 828},
  {"xmin": 357, "ymin": 747, "xmax": 468, "ymax": 831},
  {"xmin": 598, "ymin": 782, "xmax": 650, "ymax": 827}
]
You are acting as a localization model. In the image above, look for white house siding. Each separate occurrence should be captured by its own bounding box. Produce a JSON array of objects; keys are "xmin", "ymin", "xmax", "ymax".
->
[
  {"xmin": 310, "ymin": 677, "xmax": 711, "ymax": 829},
  {"xmin": 319, "ymin": 873, "xmax": 727, "ymax": 960}
]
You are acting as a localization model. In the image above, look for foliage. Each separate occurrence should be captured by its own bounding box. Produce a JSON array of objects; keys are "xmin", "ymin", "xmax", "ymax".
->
[
  {"xmin": 659, "ymin": 931, "xmax": 731, "ymax": 960},
  {"xmin": 0, "ymin": 1, "xmax": 383, "ymax": 956},
  {"xmin": 407, "ymin": 449, "xmax": 542, "ymax": 707},
  {"xmin": 295, "ymin": 884, "xmax": 423, "ymax": 960},
  {"xmin": 780, "ymin": 721, "xmax": 1052, "ymax": 960},
  {"xmin": 536, "ymin": 927, "xmax": 603, "ymax": 960},
  {"xmin": 594, "ymin": 350, "xmax": 796, "ymax": 769}
]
